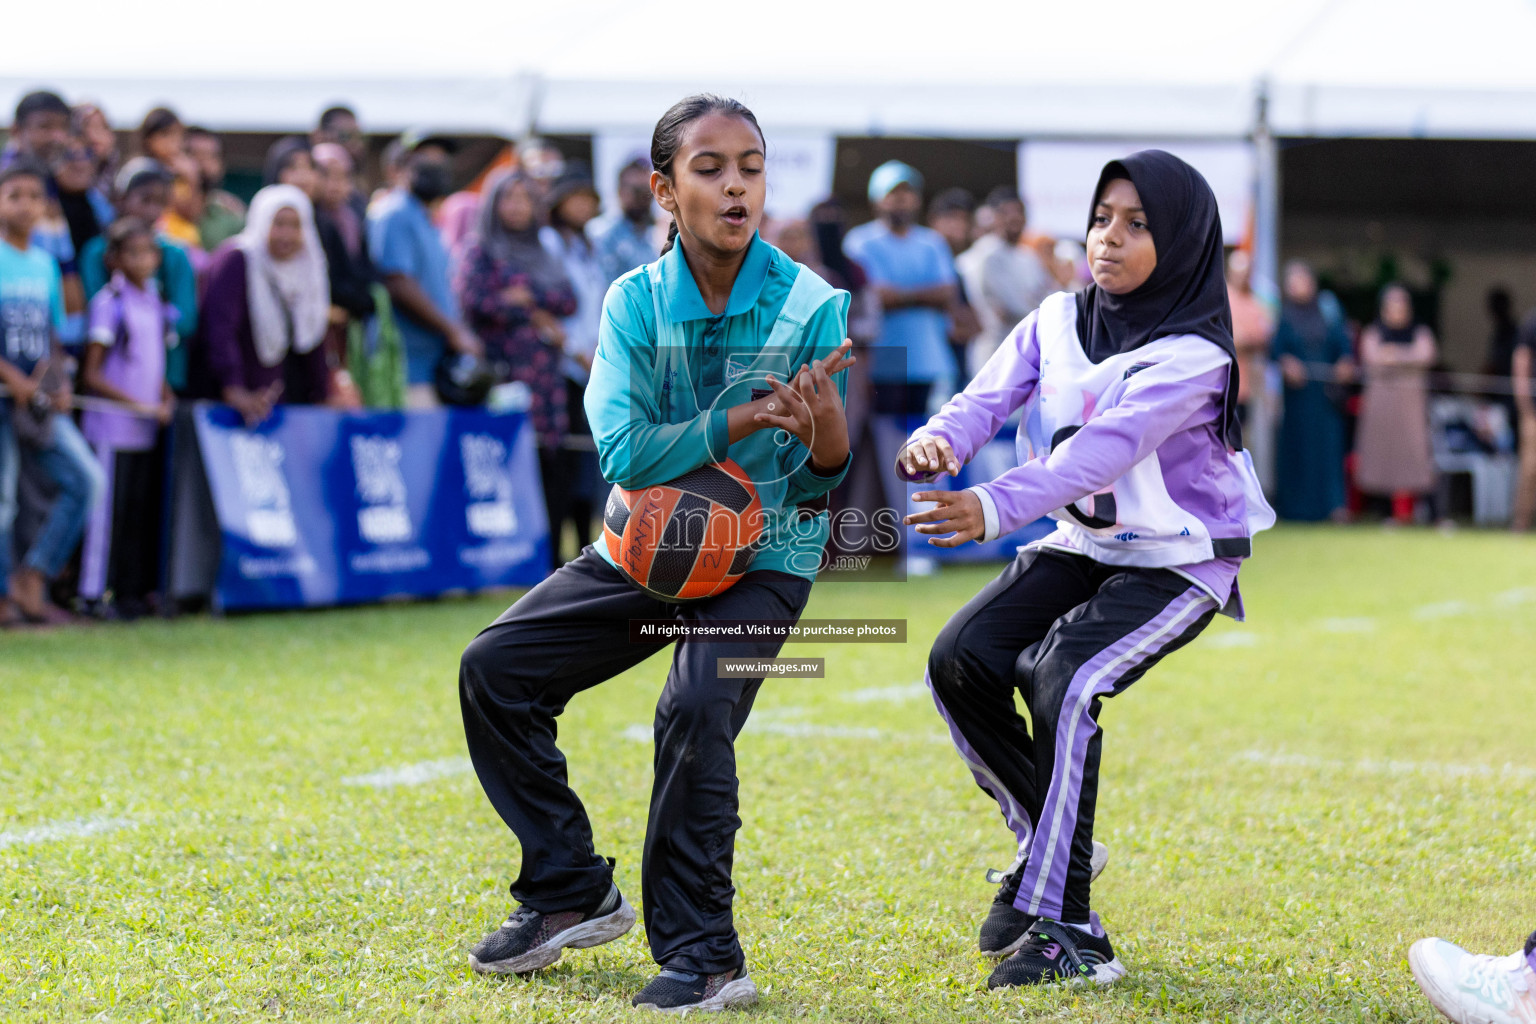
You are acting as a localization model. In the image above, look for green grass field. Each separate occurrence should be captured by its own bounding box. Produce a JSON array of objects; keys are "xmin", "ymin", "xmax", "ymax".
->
[{"xmin": 2, "ymin": 525, "xmax": 1534, "ymax": 1023}]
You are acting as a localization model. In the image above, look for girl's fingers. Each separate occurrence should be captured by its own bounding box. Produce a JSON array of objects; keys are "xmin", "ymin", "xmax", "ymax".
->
[
  {"xmin": 754, "ymin": 413, "xmax": 797, "ymax": 431},
  {"xmin": 903, "ymin": 444, "xmax": 944, "ymax": 475},
  {"xmin": 759, "ymin": 398, "xmax": 808, "ymax": 422},
  {"xmin": 767, "ymin": 372, "xmax": 802, "ymax": 397},
  {"xmin": 913, "ymin": 437, "xmax": 960, "ymax": 476},
  {"xmin": 811, "ymin": 360, "xmax": 836, "ymax": 397},
  {"xmin": 934, "ymin": 439, "xmax": 961, "ymax": 475},
  {"xmin": 765, "ymin": 374, "xmax": 807, "ymax": 408},
  {"xmin": 904, "ymin": 503, "xmax": 960, "ymax": 525},
  {"xmin": 821, "ymin": 341, "xmax": 855, "ymax": 375},
  {"xmin": 759, "ymin": 379, "xmax": 812, "ymax": 433},
  {"xmin": 755, "ymin": 411, "xmax": 808, "ymax": 434},
  {"xmin": 795, "ymin": 365, "xmax": 818, "ymax": 401}
]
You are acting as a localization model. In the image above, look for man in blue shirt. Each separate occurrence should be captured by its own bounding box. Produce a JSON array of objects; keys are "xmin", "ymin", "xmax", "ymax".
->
[
  {"xmin": 843, "ymin": 160, "xmax": 958, "ymax": 573},
  {"xmin": 844, "ymin": 160, "xmax": 958, "ymax": 409},
  {"xmin": 593, "ymin": 158, "xmax": 660, "ymax": 286},
  {"xmin": 368, "ymin": 131, "xmax": 482, "ymax": 408}
]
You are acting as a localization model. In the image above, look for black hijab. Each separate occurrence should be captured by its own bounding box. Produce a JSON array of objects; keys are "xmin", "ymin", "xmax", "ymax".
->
[
  {"xmin": 1075, "ymin": 150, "xmax": 1242, "ymax": 450},
  {"xmin": 1374, "ymin": 285, "xmax": 1417, "ymax": 344}
]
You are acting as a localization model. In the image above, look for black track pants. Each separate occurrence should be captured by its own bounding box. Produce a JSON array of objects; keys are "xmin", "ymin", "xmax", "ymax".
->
[
  {"xmin": 459, "ymin": 545, "xmax": 811, "ymax": 974},
  {"xmin": 925, "ymin": 548, "xmax": 1216, "ymax": 923}
]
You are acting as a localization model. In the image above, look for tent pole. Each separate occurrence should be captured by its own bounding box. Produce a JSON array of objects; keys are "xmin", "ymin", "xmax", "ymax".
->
[
  {"xmin": 522, "ymin": 72, "xmax": 545, "ymax": 138},
  {"xmin": 1253, "ymin": 82, "xmax": 1279, "ymax": 300},
  {"xmin": 1250, "ymin": 80, "xmax": 1280, "ymax": 492}
]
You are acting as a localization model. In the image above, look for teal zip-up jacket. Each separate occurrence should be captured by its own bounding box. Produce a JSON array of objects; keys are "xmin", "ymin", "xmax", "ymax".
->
[{"xmin": 586, "ymin": 233, "xmax": 851, "ymax": 581}]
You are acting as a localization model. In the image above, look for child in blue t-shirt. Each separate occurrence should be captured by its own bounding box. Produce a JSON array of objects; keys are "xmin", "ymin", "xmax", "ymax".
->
[{"xmin": 0, "ymin": 160, "xmax": 103, "ymax": 625}]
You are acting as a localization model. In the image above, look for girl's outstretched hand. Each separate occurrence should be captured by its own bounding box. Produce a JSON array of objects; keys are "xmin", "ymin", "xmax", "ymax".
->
[
  {"xmin": 756, "ymin": 355, "xmax": 851, "ymax": 472},
  {"xmin": 899, "ymin": 436, "xmax": 960, "ymax": 477},
  {"xmin": 811, "ymin": 338, "xmax": 857, "ymax": 380},
  {"xmin": 795, "ymin": 355, "xmax": 851, "ymax": 471},
  {"xmin": 905, "ymin": 489, "xmax": 984, "ymax": 547}
]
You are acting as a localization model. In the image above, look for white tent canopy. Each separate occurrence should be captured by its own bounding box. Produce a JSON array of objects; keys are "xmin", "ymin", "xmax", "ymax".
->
[
  {"xmin": 1, "ymin": 1, "xmax": 546, "ymax": 135},
  {"xmin": 9, "ymin": 0, "xmax": 1536, "ymax": 139}
]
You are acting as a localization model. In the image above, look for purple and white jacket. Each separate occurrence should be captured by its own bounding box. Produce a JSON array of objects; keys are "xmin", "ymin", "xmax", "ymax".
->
[{"xmin": 900, "ymin": 292, "xmax": 1275, "ymax": 618}]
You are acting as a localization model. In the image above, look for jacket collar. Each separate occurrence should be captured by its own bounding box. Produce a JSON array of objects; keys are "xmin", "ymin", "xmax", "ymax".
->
[{"xmin": 656, "ymin": 231, "xmax": 771, "ymax": 322}]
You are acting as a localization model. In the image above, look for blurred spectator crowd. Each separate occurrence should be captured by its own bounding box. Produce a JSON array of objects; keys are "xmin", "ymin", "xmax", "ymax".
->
[
  {"xmin": 1, "ymin": 87, "xmax": 1532, "ymax": 627},
  {"xmin": 1259, "ymin": 263, "xmax": 1535, "ymax": 532}
]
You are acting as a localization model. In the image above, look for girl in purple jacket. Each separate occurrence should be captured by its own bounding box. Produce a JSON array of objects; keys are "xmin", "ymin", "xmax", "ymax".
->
[{"xmin": 900, "ymin": 151, "xmax": 1273, "ymax": 990}]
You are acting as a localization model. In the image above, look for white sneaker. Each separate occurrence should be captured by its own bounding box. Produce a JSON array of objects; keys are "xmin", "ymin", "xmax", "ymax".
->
[
  {"xmin": 1410, "ymin": 934, "xmax": 1536, "ymax": 1024},
  {"xmin": 1088, "ymin": 840, "xmax": 1109, "ymax": 882},
  {"xmin": 985, "ymin": 840, "xmax": 1108, "ymax": 887}
]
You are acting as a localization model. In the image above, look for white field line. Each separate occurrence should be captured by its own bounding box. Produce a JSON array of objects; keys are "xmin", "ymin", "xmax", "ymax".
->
[
  {"xmin": 1411, "ymin": 600, "xmax": 1476, "ymax": 620},
  {"xmin": 753, "ymin": 721, "xmax": 889, "ymax": 740},
  {"xmin": 623, "ymin": 719, "xmax": 947, "ymax": 745},
  {"xmin": 750, "ymin": 706, "xmax": 811, "ymax": 723},
  {"xmin": 342, "ymin": 757, "xmax": 474, "ymax": 788},
  {"xmin": 0, "ymin": 815, "xmax": 135, "ymax": 850},
  {"xmin": 1236, "ymin": 750, "xmax": 1536, "ymax": 781},
  {"xmin": 618, "ymin": 705, "xmax": 819, "ymax": 738},
  {"xmin": 1317, "ymin": 616, "xmax": 1377, "ymax": 634},
  {"xmin": 1303, "ymin": 586, "xmax": 1533, "ymax": 633},
  {"xmin": 1203, "ymin": 632, "xmax": 1261, "ymax": 649},
  {"xmin": 840, "ymin": 683, "xmax": 929, "ymax": 704},
  {"xmin": 624, "ymin": 721, "xmax": 886, "ymax": 742}
]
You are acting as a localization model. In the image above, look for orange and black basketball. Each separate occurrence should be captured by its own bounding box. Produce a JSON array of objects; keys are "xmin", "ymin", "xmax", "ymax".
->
[{"xmin": 603, "ymin": 459, "xmax": 764, "ymax": 601}]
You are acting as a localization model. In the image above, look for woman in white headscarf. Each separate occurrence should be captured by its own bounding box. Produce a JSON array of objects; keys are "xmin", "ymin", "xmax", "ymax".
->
[{"xmin": 192, "ymin": 183, "xmax": 332, "ymax": 425}]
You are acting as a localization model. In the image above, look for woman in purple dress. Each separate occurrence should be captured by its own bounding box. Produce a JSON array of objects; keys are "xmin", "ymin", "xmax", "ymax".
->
[
  {"xmin": 455, "ymin": 172, "xmax": 576, "ymax": 564},
  {"xmin": 190, "ymin": 184, "xmax": 331, "ymax": 425}
]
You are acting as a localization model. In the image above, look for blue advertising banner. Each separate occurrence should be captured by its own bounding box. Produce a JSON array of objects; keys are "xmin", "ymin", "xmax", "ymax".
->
[{"xmin": 193, "ymin": 403, "xmax": 549, "ymax": 611}]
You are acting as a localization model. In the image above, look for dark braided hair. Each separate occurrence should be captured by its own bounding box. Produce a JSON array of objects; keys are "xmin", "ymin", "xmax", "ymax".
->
[{"xmin": 650, "ymin": 94, "xmax": 764, "ymax": 256}]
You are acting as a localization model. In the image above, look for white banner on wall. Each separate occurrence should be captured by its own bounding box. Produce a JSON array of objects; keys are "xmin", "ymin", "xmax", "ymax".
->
[
  {"xmin": 1018, "ymin": 140, "xmax": 1255, "ymax": 245},
  {"xmin": 593, "ymin": 131, "xmax": 835, "ymax": 224},
  {"xmin": 762, "ymin": 133, "xmax": 836, "ymax": 219}
]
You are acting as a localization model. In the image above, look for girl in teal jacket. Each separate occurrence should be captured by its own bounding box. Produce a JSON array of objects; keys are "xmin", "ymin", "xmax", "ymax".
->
[{"xmin": 459, "ymin": 94, "xmax": 854, "ymax": 1014}]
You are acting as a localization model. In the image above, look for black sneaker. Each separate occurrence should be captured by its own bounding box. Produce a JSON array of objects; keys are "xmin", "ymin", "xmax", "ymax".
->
[
  {"xmin": 979, "ymin": 840, "xmax": 1109, "ymax": 958},
  {"xmin": 631, "ymin": 967, "xmax": 758, "ymax": 1013},
  {"xmin": 979, "ymin": 859, "xmax": 1035, "ymax": 958},
  {"xmin": 468, "ymin": 883, "xmax": 636, "ymax": 975},
  {"xmin": 986, "ymin": 915, "xmax": 1125, "ymax": 989}
]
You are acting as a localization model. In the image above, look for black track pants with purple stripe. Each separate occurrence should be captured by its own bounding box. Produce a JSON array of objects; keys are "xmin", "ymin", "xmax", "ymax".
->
[
  {"xmin": 459, "ymin": 545, "xmax": 811, "ymax": 975},
  {"xmin": 926, "ymin": 547, "xmax": 1217, "ymax": 923}
]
